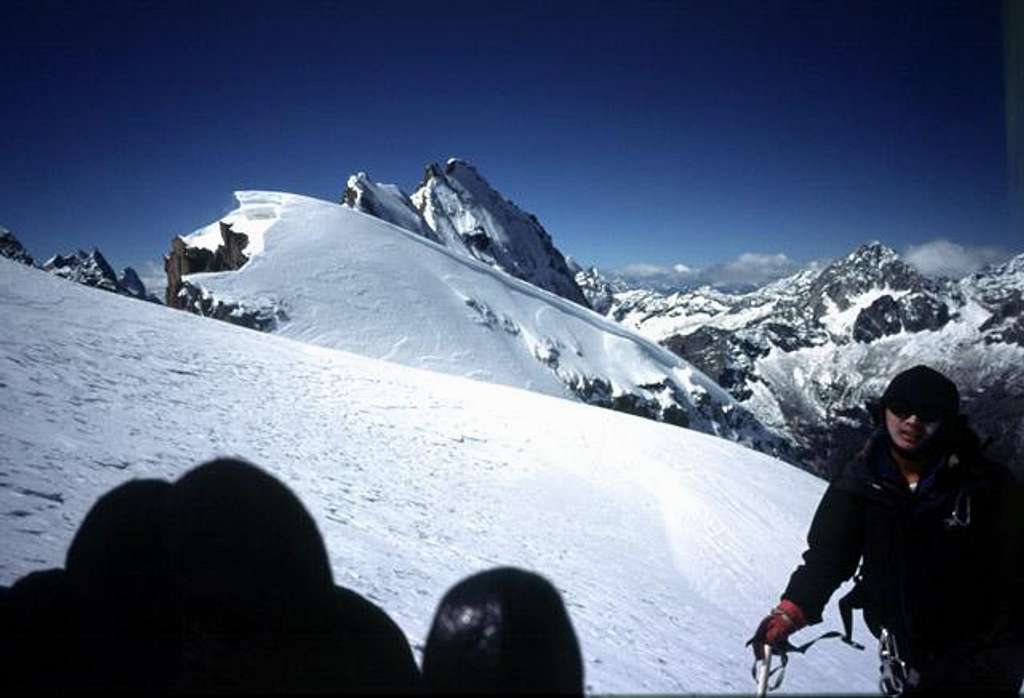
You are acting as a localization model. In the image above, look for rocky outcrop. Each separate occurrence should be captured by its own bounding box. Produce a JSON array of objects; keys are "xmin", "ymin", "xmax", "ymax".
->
[
  {"xmin": 898, "ymin": 293, "xmax": 951, "ymax": 332},
  {"xmin": 966, "ymin": 255, "xmax": 1024, "ymax": 348},
  {"xmin": 164, "ymin": 223, "xmax": 249, "ymax": 308},
  {"xmin": 571, "ymin": 262, "xmax": 621, "ymax": 315},
  {"xmin": 1, "ymin": 229, "xmax": 35, "ymax": 266},
  {"xmin": 411, "ymin": 160, "xmax": 591, "ymax": 308},
  {"xmin": 118, "ymin": 267, "xmax": 150, "ymax": 301},
  {"xmin": 342, "ymin": 173, "xmax": 440, "ymax": 243},
  {"xmin": 342, "ymin": 163, "xmax": 590, "ymax": 308},
  {"xmin": 44, "ymin": 249, "xmax": 119, "ymax": 292},
  {"xmin": 176, "ymin": 281, "xmax": 287, "ymax": 332},
  {"xmin": 40, "ymin": 248, "xmax": 160, "ymax": 303},
  {"xmin": 852, "ymin": 296, "xmax": 903, "ymax": 342},
  {"xmin": 979, "ymin": 290, "xmax": 1024, "ymax": 346}
]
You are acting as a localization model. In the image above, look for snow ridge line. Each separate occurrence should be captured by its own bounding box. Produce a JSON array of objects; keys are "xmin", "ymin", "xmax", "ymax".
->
[{"xmin": 233, "ymin": 191, "xmax": 737, "ymax": 407}]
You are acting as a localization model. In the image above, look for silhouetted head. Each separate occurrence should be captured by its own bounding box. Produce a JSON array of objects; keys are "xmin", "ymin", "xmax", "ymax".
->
[
  {"xmin": 164, "ymin": 459, "xmax": 333, "ymax": 629},
  {"xmin": 63, "ymin": 478, "xmax": 177, "ymax": 689},
  {"xmin": 422, "ymin": 567, "xmax": 583, "ymax": 695},
  {"xmin": 164, "ymin": 459, "xmax": 338, "ymax": 690},
  {"xmin": 65, "ymin": 478, "xmax": 173, "ymax": 595}
]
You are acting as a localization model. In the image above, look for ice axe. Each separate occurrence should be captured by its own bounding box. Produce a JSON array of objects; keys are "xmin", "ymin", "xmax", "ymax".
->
[{"xmin": 752, "ymin": 643, "xmax": 787, "ymax": 696}]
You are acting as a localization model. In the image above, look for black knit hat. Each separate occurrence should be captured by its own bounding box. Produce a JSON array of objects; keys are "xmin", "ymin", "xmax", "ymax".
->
[{"xmin": 880, "ymin": 365, "xmax": 959, "ymax": 422}]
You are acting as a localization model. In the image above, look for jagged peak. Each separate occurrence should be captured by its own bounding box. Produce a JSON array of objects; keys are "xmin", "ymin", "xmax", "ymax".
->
[
  {"xmin": 968, "ymin": 250, "xmax": 1024, "ymax": 282},
  {"xmin": 44, "ymin": 247, "xmax": 115, "ymax": 275},
  {"xmin": 419, "ymin": 162, "xmax": 445, "ymax": 187},
  {"xmin": 418, "ymin": 158, "xmax": 489, "ymax": 190},
  {"xmin": 0, "ymin": 228, "xmax": 35, "ymax": 266},
  {"xmin": 444, "ymin": 157, "xmax": 477, "ymax": 174},
  {"xmin": 1004, "ymin": 252, "xmax": 1024, "ymax": 273},
  {"xmin": 845, "ymin": 241, "xmax": 900, "ymax": 265},
  {"xmin": 344, "ymin": 171, "xmax": 409, "ymax": 198},
  {"xmin": 988, "ymin": 251, "xmax": 1024, "ymax": 275},
  {"xmin": 342, "ymin": 171, "xmax": 373, "ymax": 207},
  {"xmin": 120, "ymin": 266, "xmax": 143, "ymax": 284}
]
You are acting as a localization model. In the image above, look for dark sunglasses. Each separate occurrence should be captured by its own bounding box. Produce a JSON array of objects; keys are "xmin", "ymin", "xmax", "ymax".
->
[{"xmin": 886, "ymin": 401, "xmax": 942, "ymax": 423}]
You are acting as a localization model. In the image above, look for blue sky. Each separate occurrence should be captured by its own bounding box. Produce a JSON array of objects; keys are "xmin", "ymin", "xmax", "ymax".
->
[{"xmin": 1, "ymin": 0, "xmax": 1018, "ymax": 287}]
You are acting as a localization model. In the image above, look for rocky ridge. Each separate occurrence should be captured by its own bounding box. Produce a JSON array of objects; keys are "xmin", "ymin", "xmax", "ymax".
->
[
  {"xmin": 2, "ymin": 228, "xmax": 160, "ymax": 303},
  {"xmin": 162, "ymin": 221, "xmax": 284, "ymax": 330},
  {"xmin": 589, "ymin": 244, "xmax": 1024, "ymax": 476},
  {"xmin": 1, "ymin": 229, "xmax": 35, "ymax": 267},
  {"xmin": 42, "ymin": 248, "xmax": 160, "ymax": 303},
  {"xmin": 342, "ymin": 173, "xmax": 440, "ymax": 243},
  {"xmin": 343, "ymin": 162, "xmax": 589, "ymax": 308}
]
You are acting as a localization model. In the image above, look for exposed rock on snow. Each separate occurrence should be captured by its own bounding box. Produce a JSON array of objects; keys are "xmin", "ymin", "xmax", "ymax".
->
[
  {"xmin": 570, "ymin": 260, "xmax": 622, "ymax": 315},
  {"xmin": 342, "ymin": 172, "xmax": 440, "ymax": 243},
  {"xmin": 42, "ymin": 248, "xmax": 159, "ymax": 303},
  {"xmin": 965, "ymin": 255, "xmax": 1024, "ymax": 348},
  {"xmin": 410, "ymin": 160, "xmax": 589, "ymax": 308},
  {"xmin": 165, "ymin": 222, "xmax": 250, "ymax": 307},
  {"xmin": 44, "ymin": 248, "xmax": 120, "ymax": 292},
  {"xmin": 851, "ymin": 292, "xmax": 950, "ymax": 343},
  {"xmin": 1, "ymin": 229, "xmax": 35, "ymax": 267},
  {"xmin": 339, "ymin": 162, "xmax": 589, "ymax": 308},
  {"xmin": 175, "ymin": 280, "xmax": 288, "ymax": 332}
]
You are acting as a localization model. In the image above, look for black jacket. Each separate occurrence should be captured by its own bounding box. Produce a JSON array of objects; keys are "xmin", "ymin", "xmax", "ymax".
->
[{"xmin": 783, "ymin": 427, "xmax": 1023, "ymax": 674}]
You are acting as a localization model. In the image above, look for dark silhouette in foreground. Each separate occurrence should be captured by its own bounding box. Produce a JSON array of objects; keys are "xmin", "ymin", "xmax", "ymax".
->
[
  {"xmin": 3, "ymin": 459, "xmax": 421, "ymax": 693},
  {"xmin": 422, "ymin": 567, "xmax": 584, "ymax": 695},
  {"xmin": 165, "ymin": 459, "xmax": 420, "ymax": 693}
]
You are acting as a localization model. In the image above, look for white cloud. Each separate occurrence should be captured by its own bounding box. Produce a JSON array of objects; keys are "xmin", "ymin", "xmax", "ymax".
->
[
  {"xmin": 618, "ymin": 263, "xmax": 676, "ymax": 278},
  {"xmin": 700, "ymin": 252, "xmax": 802, "ymax": 288},
  {"xmin": 903, "ymin": 240, "xmax": 1011, "ymax": 279},
  {"xmin": 614, "ymin": 252, "xmax": 804, "ymax": 291}
]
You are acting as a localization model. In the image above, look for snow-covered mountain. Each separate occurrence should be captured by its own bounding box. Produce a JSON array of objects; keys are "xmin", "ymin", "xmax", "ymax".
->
[
  {"xmin": 343, "ymin": 160, "xmax": 588, "ymax": 307},
  {"xmin": 964, "ymin": 253, "xmax": 1024, "ymax": 346},
  {"xmin": 342, "ymin": 172, "xmax": 441, "ymax": 244},
  {"xmin": 0, "ymin": 256, "xmax": 877, "ymax": 693},
  {"xmin": 164, "ymin": 190, "xmax": 788, "ymax": 458},
  {"xmin": 1, "ymin": 228, "xmax": 35, "ymax": 267},
  {"xmin": 569, "ymin": 259, "xmax": 627, "ymax": 316},
  {"xmin": 1, "ymin": 229, "xmax": 159, "ymax": 304},
  {"xmin": 41, "ymin": 247, "xmax": 160, "ymax": 303},
  {"xmin": 595, "ymin": 243, "xmax": 1024, "ymax": 475}
]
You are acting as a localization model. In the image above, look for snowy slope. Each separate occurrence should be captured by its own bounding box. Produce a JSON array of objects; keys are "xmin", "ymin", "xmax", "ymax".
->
[
  {"xmin": 0, "ymin": 258, "xmax": 876, "ymax": 693},
  {"xmin": 176, "ymin": 191, "xmax": 785, "ymax": 455}
]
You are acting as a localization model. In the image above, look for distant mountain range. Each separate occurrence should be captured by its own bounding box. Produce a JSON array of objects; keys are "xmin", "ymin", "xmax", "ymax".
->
[
  {"xmin": 579, "ymin": 245, "xmax": 1024, "ymax": 475},
  {"xmin": 1, "ymin": 229, "xmax": 159, "ymax": 304}
]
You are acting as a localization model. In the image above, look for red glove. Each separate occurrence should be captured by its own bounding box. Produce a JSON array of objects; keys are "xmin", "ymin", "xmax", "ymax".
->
[{"xmin": 751, "ymin": 599, "xmax": 807, "ymax": 659}]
